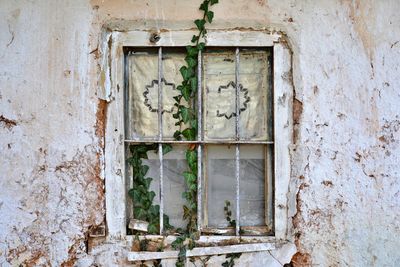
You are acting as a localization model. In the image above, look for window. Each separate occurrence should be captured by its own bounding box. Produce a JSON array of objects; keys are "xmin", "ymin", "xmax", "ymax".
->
[{"xmin": 102, "ymin": 28, "xmax": 293, "ymax": 259}]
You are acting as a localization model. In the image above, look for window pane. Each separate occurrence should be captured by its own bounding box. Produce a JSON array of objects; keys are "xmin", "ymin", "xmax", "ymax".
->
[
  {"xmin": 126, "ymin": 51, "xmax": 158, "ymax": 140},
  {"xmin": 205, "ymin": 145, "xmax": 237, "ymax": 228},
  {"xmin": 205, "ymin": 145, "xmax": 268, "ymax": 229},
  {"xmin": 125, "ymin": 50, "xmax": 187, "ymax": 140},
  {"xmin": 203, "ymin": 50, "xmax": 236, "ymax": 140},
  {"xmin": 163, "ymin": 145, "xmax": 187, "ymax": 229},
  {"xmin": 203, "ymin": 49, "xmax": 271, "ymax": 141},
  {"xmin": 238, "ymin": 50, "xmax": 271, "ymax": 140},
  {"xmin": 126, "ymin": 145, "xmax": 187, "ymax": 230},
  {"xmin": 239, "ymin": 145, "xmax": 265, "ymax": 226}
]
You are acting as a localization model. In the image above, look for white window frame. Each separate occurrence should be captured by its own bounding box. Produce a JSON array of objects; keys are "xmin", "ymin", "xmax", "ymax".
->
[{"xmin": 101, "ymin": 28, "xmax": 293, "ymax": 261}]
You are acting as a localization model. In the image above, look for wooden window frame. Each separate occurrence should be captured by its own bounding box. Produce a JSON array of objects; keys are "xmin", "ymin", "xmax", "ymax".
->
[{"xmin": 101, "ymin": 28, "xmax": 293, "ymax": 261}]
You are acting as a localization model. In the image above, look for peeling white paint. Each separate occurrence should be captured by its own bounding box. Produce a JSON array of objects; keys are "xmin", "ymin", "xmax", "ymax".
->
[{"xmin": 1, "ymin": 0, "xmax": 400, "ymax": 266}]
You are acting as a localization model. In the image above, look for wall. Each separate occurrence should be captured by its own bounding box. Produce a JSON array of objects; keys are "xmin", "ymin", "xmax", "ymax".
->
[{"xmin": 0, "ymin": 0, "xmax": 399, "ymax": 266}]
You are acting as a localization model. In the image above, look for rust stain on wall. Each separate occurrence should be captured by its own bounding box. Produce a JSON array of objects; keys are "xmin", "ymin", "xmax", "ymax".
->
[
  {"xmin": 293, "ymin": 98, "xmax": 303, "ymax": 142},
  {"xmin": 291, "ymin": 181, "xmax": 312, "ymax": 266},
  {"xmin": 95, "ymin": 99, "xmax": 108, "ymax": 144},
  {"xmin": 344, "ymin": 0, "xmax": 376, "ymax": 65},
  {"xmin": 0, "ymin": 115, "xmax": 17, "ymax": 129},
  {"xmin": 290, "ymin": 252, "xmax": 312, "ymax": 267}
]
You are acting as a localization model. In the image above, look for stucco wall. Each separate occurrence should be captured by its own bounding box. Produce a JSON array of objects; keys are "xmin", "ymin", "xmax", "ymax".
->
[{"xmin": 0, "ymin": 0, "xmax": 399, "ymax": 266}]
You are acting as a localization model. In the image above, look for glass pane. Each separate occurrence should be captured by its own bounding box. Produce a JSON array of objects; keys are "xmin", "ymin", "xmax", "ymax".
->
[
  {"xmin": 239, "ymin": 50, "xmax": 271, "ymax": 140},
  {"xmin": 163, "ymin": 145, "xmax": 188, "ymax": 229},
  {"xmin": 126, "ymin": 145, "xmax": 187, "ymax": 231},
  {"xmin": 126, "ymin": 52, "xmax": 158, "ymax": 140},
  {"xmin": 125, "ymin": 50, "xmax": 188, "ymax": 140},
  {"xmin": 203, "ymin": 49, "xmax": 271, "ymax": 141},
  {"xmin": 203, "ymin": 50, "xmax": 236, "ymax": 140},
  {"xmin": 239, "ymin": 145, "xmax": 265, "ymax": 226},
  {"xmin": 161, "ymin": 52, "xmax": 188, "ymax": 138},
  {"xmin": 205, "ymin": 145, "xmax": 236, "ymax": 228}
]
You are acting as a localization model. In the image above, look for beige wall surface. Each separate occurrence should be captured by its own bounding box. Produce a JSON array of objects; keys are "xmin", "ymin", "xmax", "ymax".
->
[{"xmin": 1, "ymin": 0, "xmax": 400, "ymax": 266}]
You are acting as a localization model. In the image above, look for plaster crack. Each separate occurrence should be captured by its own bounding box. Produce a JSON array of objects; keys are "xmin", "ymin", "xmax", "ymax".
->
[
  {"xmin": 6, "ymin": 21, "xmax": 15, "ymax": 47},
  {"xmin": 267, "ymin": 250, "xmax": 285, "ymax": 266}
]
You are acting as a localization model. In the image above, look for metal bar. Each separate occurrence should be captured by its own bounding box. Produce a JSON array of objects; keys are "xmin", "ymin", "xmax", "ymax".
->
[
  {"xmin": 124, "ymin": 140, "xmax": 274, "ymax": 145},
  {"xmin": 197, "ymin": 50, "xmax": 202, "ymax": 232},
  {"xmin": 234, "ymin": 47, "xmax": 240, "ymax": 236},
  {"xmin": 158, "ymin": 47, "xmax": 164, "ymax": 234}
]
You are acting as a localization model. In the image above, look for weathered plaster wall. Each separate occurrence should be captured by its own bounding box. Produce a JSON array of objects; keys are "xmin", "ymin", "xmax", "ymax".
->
[{"xmin": 0, "ymin": 0, "xmax": 399, "ymax": 266}]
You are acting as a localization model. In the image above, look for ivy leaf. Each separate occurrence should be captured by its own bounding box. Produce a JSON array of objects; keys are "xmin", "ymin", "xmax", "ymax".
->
[
  {"xmin": 178, "ymin": 247, "xmax": 187, "ymax": 258},
  {"xmin": 134, "ymin": 207, "xmax": 146, "ymax": 220},
  {"xmin": 148, "ymin": 191, "xmax": 156, "ymax": 202},
  {"xmin": 172, "ymin": 112, "xmax": 180, "ymax": 119},
  {"xmin": 190, "ymin": 183, "xmax": 197, "ymax": 191},
  {"xmin": 140, "ymin": 165, "xmax": 149, "ymax": 176},
  {"xmin": 180, "ymin": 66, "xmax": 189, "ymax": 80},
  {"xmin": 190, "ymin": 77, "xmax": 197, "ymax": 92},
  {"xmin": 199, "ymin": 2, "xmax": 208, "ymax": 11},
  {"xmin": 183, "ymin": 171, "xmax": 196, "ymax": 184},
  {"xmin": 206, "ymin": 11, "xmax": 214, "ymax": 23},
  {"xmin": 148, "ymin": 223, "xmax": 158, "ymax": 234},
  {"xmin": 173, "ymin": 95, "xmax": 181, "ymax": 102},
  {"xmin": 149, "ymin": 205, "xmax": 159, "ymax": 217},
  {"xmin": 174, "ymin": 130, "xmax": 182, "ymax": 139},
  {"xmin": 182, "ymin": 128, "xmax": 195, "ymax": 140},
  {"xmin": 182, "ymin": 85, "xmax": 191, "ymax": 101},
  {"xmin": 210, "ymin": 0, "xmax": 219, "ymax": 5},
  {"xmin": 162, "ymin": 144, "xmax": 172, "ymax": 155},
  {"xmin": 180, "ymin": 107, "xmax": 192, "ymax": 123},
  {"xmin": 186, "ymin": 46, "xmax": 198, "ymax": 57},
  {"xmin": 185, "ymin": 56, "xmax": 197, "ymax": 68},
  {"xmin": 190, "ymin": 119, "xmax": 198, "ymax": 131},
  {"xmin": 143, "ymin": 177, "xmax": 152, "ymax": 189},
  {"xmin": 194, "ymin": 19, "xmax": 206, "ymax": 31},
  {"xmin": 197, "ymin": 42, "xmax": 205, "ymax": 51},
  {"xmin": 191, "ymin": 35, "xmax": 199, "ymax": 43},
  {"xmin": 186, "ymin": 150, "xmax": 197, "ymax": 167}
]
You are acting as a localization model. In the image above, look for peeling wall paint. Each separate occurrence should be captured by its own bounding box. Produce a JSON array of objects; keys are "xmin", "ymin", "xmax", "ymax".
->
[{"xmin": 1, "ymin": 0, "xmax": 400, "ymax": 266}]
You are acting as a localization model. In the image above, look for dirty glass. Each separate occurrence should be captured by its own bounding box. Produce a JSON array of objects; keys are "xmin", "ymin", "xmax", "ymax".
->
[
  {"xmin": 125, "ymin": 51, "xmax": 186, "ymax": 140},
  {"xmin": 205, "ymin": 145, "xmax": 266, "ymax": 228},
  {"xmin": 203, "ymin": 49, "xmax": 271, "ymax": 140},
  {"xmin": 126, "ymin": 145, "xmax": 187, "ymax": 229}
]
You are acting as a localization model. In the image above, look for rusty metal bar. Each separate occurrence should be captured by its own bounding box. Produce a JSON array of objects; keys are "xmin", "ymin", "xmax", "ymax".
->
[
  {"xmin": 235, "ymin": 47, "xmax": 240, "ymax": 236},
  {"xmin": 197, "ymin": 50, "xmax": 203, "ymax": 232},
  {"xmin": 158, "ymin": 47, "xmax": 164, "ymax": 234}
]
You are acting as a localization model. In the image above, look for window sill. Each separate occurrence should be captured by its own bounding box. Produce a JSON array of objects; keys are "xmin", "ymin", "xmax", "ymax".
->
[{"xmin": 126, "ymin": 235, "xmax": 276, "ymax": 262}]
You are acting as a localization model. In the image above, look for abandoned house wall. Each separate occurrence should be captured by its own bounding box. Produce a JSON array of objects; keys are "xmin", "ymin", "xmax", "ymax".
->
[{"xmin": 0, "ymin": 0, "xmax": 399, "ymax": 266}]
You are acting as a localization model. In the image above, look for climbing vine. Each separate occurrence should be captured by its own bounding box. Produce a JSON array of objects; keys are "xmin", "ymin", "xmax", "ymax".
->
[
  {"xmin": 224, "ymin": 201, "xmax": 236, "ymax": 228},
  {"xmin": 127, "ymin": 144, "xmax": 173, "ymax": 234},
  {"xmin": 170, "ymin": 0, "xmax": 219, "ymax": 266},
  {"xmin": 128, "ymin": 1, "xmax": 242, "ymax": 266}
]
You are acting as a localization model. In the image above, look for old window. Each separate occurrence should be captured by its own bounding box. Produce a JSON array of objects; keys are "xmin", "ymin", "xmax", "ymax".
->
[
  {"xmin": 102, "ymin": 28, "xmax": 292, "ymax": 259},
  {"xmin": 125, "ymin": 47, "xmax": 273, "ymax": 235}
]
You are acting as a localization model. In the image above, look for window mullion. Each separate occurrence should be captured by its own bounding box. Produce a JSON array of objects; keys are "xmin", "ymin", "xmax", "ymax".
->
[
  {"xmin": 234, "ymin": 47, "xmax": 240, "ymax": 236},
  {"xmin": 158, "ymin": 47, "xmax": 164, "ymax": 235},
  {"xmin": 197, "ymin": 50, "xmax": 203, "ymax": 232}
]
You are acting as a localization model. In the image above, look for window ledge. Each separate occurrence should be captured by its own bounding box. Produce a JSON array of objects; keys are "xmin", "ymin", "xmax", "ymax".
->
[{"xmin": 127, "ymin": 242, "xmax": 275, "ymax": 262}]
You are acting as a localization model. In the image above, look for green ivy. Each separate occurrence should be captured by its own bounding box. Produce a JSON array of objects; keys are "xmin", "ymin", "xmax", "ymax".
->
[
  {"xmin": 224, "ymin": 200, "xmax": 236, "ymax": 227},
  {"xmin": 222, "ymin": 253, "xmax": 242, "ymax": 267},
  {"xmin": 127, "ymin": 144, "xmax": 173, "ymax": 234},
  {"xmin": 171, "ymin": 1, "xmax": 219, "ymax": 266}
]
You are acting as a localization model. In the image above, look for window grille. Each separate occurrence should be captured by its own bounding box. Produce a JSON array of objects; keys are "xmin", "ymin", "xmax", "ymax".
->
[{"xmin": 124, "ymin": 46, "xmax": 274, "ymax": 236}]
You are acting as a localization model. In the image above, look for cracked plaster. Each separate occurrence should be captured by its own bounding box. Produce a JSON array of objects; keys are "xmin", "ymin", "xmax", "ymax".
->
[{"xmin": 1, "ymin": 0, "xmax": 400, "ymax": 266}]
